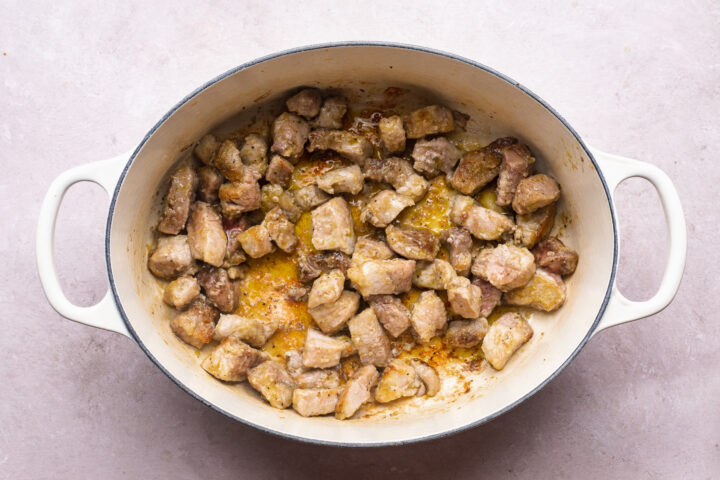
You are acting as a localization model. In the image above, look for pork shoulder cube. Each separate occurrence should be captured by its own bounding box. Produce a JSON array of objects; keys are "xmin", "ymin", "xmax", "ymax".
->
[
  {"xmin": 367, "ymin": 295, "xmax": 411, "ymax": 337},
  {"xmin": 215, "ymin": 140, "xmax": 256, "ymax": 183},
  {"xmin": 374, "ymin": 359, "xmax": 422, "ymax": 403},
  {"xmin": 512, "ymin": 174, "xmax": 560, "ymax": 214},
  {"xmin": 202, "ymin": 334, "xmax": 263, "ymax": 381},
  {"xmin": 378, "ymin": 115, "xmax": 406, "ymax": 153},
  {"xmin": 293, "ymin": 388, "xmax": 341, "ymax": 417},
  {"xmin": 157, "ymin": 165, "xmax": 198, "ymax": 235},
  {"xmin": 316, "ymin": 165, "xmax": 364, "ymax": 195},
  {"xmin": 307, "ymin": 129, "xmax": 373, "ymax": 165},
  {"xmin": 170, "ymin": 296, "xmax": 218, "ymax": 349},
  {"xmin": 310, "ymin": 197, "xmax": 356, "ymax": 255},
  {"xmin": 441, "ymin": 227, "xmax": 473, "ymax": 276},
  {"xmin": 224, "ymin": 227, "xmax": 248, "ymax": 268},
  {"xmin": 364, "ymin": 156, "xmax": 429, "ymax": 201},
  {"xmin": 186, "ymin": 202, "xmax": 227, "ymax": 267},
  {"xmin": 196, "ymin": 266, "xmax": 238, "ymax": 313},
  {"xmin": 307, "ymin": 290, "xmax": 360, "ymax": 334},
  {"xmin": 265, "ymin": 155, "xmax": 294, "ymax": 187},
  {"xmin": 260, "ymin": 184, "xmax": 302, "ymax": 222},
  {"xmin": 445, "ymin": 317, "xmax": 489, "ymax": 348},
  {"xmin": 271, "ymin": 112, "xmax": 310, "ymax": 159},
  {"xmin": 447, "ymin": 276, "xmax": 482, "ymax": 318},
  {"xmin": 412, "ymin": 259, "xmax": 456, "ymax": 290},
  {"xmin": 194, "ymin": 134, "xmax": 220, "ymax": 165},
  {"xmin": 307, "ymin": 269, "xmax": 345, "ymax": 308},
  {"xmin": 335, "ymin": 365, "xmax": 379, "ymax": 420},
  {"xmin": 404, "ymin": 105, "xmax": 455, "ymax": 139},
  {"xmin": 450, "ymin": 195, "xmax": 515, "ymax": 241},
  {"xmin": 313, "ymin": 96, "xmax": 347, "ymax": 129},
  {"xmin": 514, "ymin": 203, "xmax": 556, "ymax": 248},
  {"xmin": 449, "ymin": 149, "xmax": 502, "ymax": 195},
  {"xmin": 347, "ymin": 259, "xmax": 416, "ymax": 296},
  {"xmin": 298, "ymin": 251, "xmax": 351, "ymax": 283},
  {"xmin": 360, "ymin": 190, "xmax": 414, "ymax": 228},
  {"xmin": 412, "ymin": 137, "xmax": 462, "ymax": 176},
  {"xmin": 196, "ymin": 165, "xmax": 223, "ymax": 204},
  {"xmin": 263, "ymin": 207, "xmax": 297, "ymax": 253},
  {"xmin": 148, "ymin": 235, "xmax": 195, "ymax": 279},
  {"xmin": 348, "ymin": 308, "xmax": 392, "ymax": 367},
  {"xmin": 248, "ymin": 360, "xmax": 296, "ymax": 409},
  {"xmin": 163, "ymin": 275, "xmax": 201, "ymax": 310},
  {"xmin": 385, "ymin": 225, "xmax": 439, "ymax": 261},
  {"xmin": 293, "ymin": 185, "xmax": 330, "ymax": 211},
  {"xmin": 218, "ymin": 181, "xmax": 262, "ymax": 217},
  {"xmin": 410, "ymin": 290, "xmax": 447, "ymax": 343},
  {"xmin": 238, "ymin": 224, "xmax": 274, "ymax": 259},
  {"xmin": 294, "ymin": 369, "xmax": 342, "ymax": 389},
  {"xmin": 472, "ymin": 278, "xmax": 503, "ymax": 317},
  {"xmin": 471, "ymin": 244, "xmax": 536, "ymax": 291},
  {"xmin": 213, "ymin": 313, "xmax": 278, "ymax": 347},
  {"xmin": 411, "ymin": 360, "xmax": 440, "ymax": 397},
  {"xmin": 481, "ymin": 312, "xmax": 533, "ymax": 370},
  {"xmin": 302, "ymin": 328, "xmax": 346, "ymax": 368},
  {"xmin": 286, "ymin": 88, "xmax": 323, "ymax": 119},
  {"xmin": 351, "ymin": 237, "xmax": 394, "ymax": 264},
  {"xmin": 239, "ymin": 134, "xmax": 269, "ymax": 176},
  {"xmin": 504, "ymin": 268, "xmax": 567, "ymax": 312},
  {"xmin": 495, "ymin": 142, "xmax": 535, "ymax": 206},
  {"xmin": 532, "ymin": 237, "xmax": 579, "ymax": 276}
]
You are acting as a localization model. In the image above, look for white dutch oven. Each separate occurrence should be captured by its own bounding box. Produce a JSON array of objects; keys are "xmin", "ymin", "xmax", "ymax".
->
[{"xmin": 36, "ymin": 43, "xmax": 686, "ymax": 446}]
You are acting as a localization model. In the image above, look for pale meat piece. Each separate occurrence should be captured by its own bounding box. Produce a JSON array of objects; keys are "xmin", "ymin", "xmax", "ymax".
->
[
  {"xmin": 215, "ymin": 140, "xmax": 259, "ymax": 183},
  {"xmin": 481, "ymin": 312, "xmax": 533, "ymax": 370},
  {"xmin": 157, "ymin": 165, "xmax": 198, "ymax": 235},
  {"xmin": 237, "ymin": 224, "xmax": 274, "ymax": 258},
  {"xmin": 260, "ymin": 184, "xmax": 302, "ymax": 222},
  {"xmin": 450, "ymin": 195, "xmax": 515, "ymax": 241},
  {"xmin": 293, "ymin": 185, "xmax": 329, "ymax": 211},
  {"xmin": 447, "ymin": 276, "xmax": 483, "ymax": 318},
  {"xmin": 378, "ymin": 115, "xmax": 406, "ymax": 153},
  {"xmin": 213, "ymin": 314, "xmax": 278, "ymax": 347},
  {"xmin": 248, "ymin": 360, "xmax": 296, "ymax": 409},
  {"xmin": 313, "ymin": 96, "xmax": 347, "ymax": 129},
  {"xmin": 202, "ymin": 334, "xmax": 264, "ymax": 381},
  {"xmin": 302, "ymin": 328, "xmax": 346, "ymax": 368},
  {"xmin": 310, "ymin": 197, "xmax": 356, "ymax": 255},
  {"xmin": 287, "ymin": 284, "xmax": 308, "ymax": 301},
  {"xmin": 532, "ymin": 237, "xmax": 579, "ymax": 276},
  {"xmin": 351, "ymin": 237, "xmax": 394, "ymax": 264},
  {"xmin": 316, "ymin": 165, "xmax": 364, "ymax": 195},
  {"xmin": 239, "ymin": 134, "xmax": 269, "ymax": 176},
  {"xmin": 505, "ymin": 268, "xmax": 567, "ymax": 312},
  {"xmin": 336, "ymin": 334, "xmax": 357, "ymax": 358},
  {"xmin": 412, "ymin": 259, "xmax": 456, "ymax": 290},
  {"xmin": 284, "ymin": 350, "xmax": 305, "ymax": 377},
  {"xmin": 514, "ymin": 204, "xmax": 556, "ymax": 248},
  {"xmin": 472, "ymin": 278, "xmax": 503, "ymax": 317},
  {"xmin": 218, "ymin": 181, "xmax": 262, "ymax": 218},
  {"xmin": 411, "ymin": 360, "xmax": 440, "ymax": 397},
  {"xmin": 307, "ymin": 290, "xmax": 360, "ymax": 334},
  {"xmin": 472, "ymin": 244, "xmax": 536, "ymax": 291},
  {"xmin": 294, "ymin": 369, "xmax": 342, "ymax": 389},
  {"xmin": 196, "ymin": 165, "xmax": 223, "ymax": 204},
  {"xmin": 170, "ymin": 296, "xmax": 218, "ymax": 349},
  {"xmin": 360, "ymin": 190, "xmax": 414, "ymax": 228},
  {"xmin": 265, "ymin": 155, "xmax": 294, "ymax": 187},
  {"xmin": 441, "ymin": 227, "xmax": 473, "ymax": 276},
  {"xmin": 298, "ymin": 251, "xmax": 351, "ymax": 283},
  {"xmin": 347, "ymin": 259, "xmax": 416, "ymax": 296},
  {"xmin": 262, "ymin": 207, "xmax": 297, "ymax": 252},
  {"xmin": 163, "ymin": 275, "xmax": 201, "ymax": 309},
  {"xmin": 286, "ymin": 88, "xmax": 323, "ymax": 119},
  {"xmin": 307, "ymin": 129, "xmax": 373, "ymax": 165},
  {"xmin": 495, "ymin": 143, "xmax": 535, "ymax": 207},
  {"xmin": 293, "ymin": 388, "xmax": 341, "ymax": 417},
  {"xmin": 148, "ymin": 235, "xmax": 195, "ymax": 279},
  {"xmin": 194, "ymin": 134, "xmax": 219, "ymax": 165},
  {"xmin": 348, "ymin": 308, "xmax": 392, "ymax": 367},
  {"xmin": 307, "ymin": 269, "xmax": 345, "ymax": 309},
  {"xmin": 449, "ymin": 150, "xmax": 502, "ymax": 195},
  {"xmin": 335, "ymin": 365, "xmax": 379, "ymax": 420},
  {"xmin": 404, "ymin": 105, "xmax": 455, "ymax": 139},
  {"xmin": 271, "ymin": 112, "xmax": 310, "ymax": 159},
  {"xmin": 512, "ymin": 174, "xmax": 560, "ymax": 214},
  {"xmin": 367, "ymin": 295, "xmax": 411, "ymax": 337},
  {"xmin": 374, "ymin": 359, "xmax": 422, "ymax": 403},
  {"xmin": 445, "ymin": 317, "xmax": 489, "ymax": 348},
  {"xmin": 410, "ymin": 290, "xmax": 447, "ymax": 343},
  {"xmin": 412, "ymin": 137, "xmax": 462, "ymax": 176},
  {"xmin": 385, "ymin": 225, "xmax": 439, "ymax": 261},
  {"xmin": 196, "ymin": 266, "xmax": 238, "ymax": 313},
  {"xmin": 364, "ymin": 157, "xmax": 429, "ymax": 201}
]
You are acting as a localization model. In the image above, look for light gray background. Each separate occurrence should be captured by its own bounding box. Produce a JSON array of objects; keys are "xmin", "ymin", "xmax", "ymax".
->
[{"xmin": 1, "ymin": 1, "xmax": 718, "ymax": 478}]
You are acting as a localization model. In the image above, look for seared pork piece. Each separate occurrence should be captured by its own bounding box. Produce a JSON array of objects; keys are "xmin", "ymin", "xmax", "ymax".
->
[
  {"xmin": 336, "ymin": 335, "xmax": 357, "ymax": 358},
  {"xmin": 347, "ymin": 259, "xmax": 416, "ymax": 296},
  {"xmin": 313, "ymin": 96, "xmax": 347, "ymax": 129},
  {"xmin": 348, "ymin": 308, "xmax": 392, "ymax": 367},
  {"xmin": 286, "ymin": 88, "xmax": 323, "ymax": 119},
  {"xmin": 404, "ymin": 105, "xmax": 455, "ymax": 139},
  {"xmin": 293, "ymin": 185, "xmax": 329, "ymax": 211},
  {"xmin": 447, "ymin": 276, "xmax": 482, "ymax": 318},
  {"xmin": 385, "ymin": 225, "xmax": 439, "ymax": 261},
  {"xmin": 284, "ymin": 350, "xmax": 305, "ymax": 377},
  {"xmin": 410, "ymin": 290, "xmax": 447, "ymax": 343},
  {"xmin": 412, "ymin": 137, "xmax": 462, "ymax": 176},
  {"xmin": 335, "ymin": 365, "xmax": 379, "ymax": 420},
  {"xmin": 364, "ymin": 156, "xmax": 429, "ymax": 201},
  {"xmin": 514, "ymin": 204, "xmax": 555, "ymax": 248},
  {"xmin": 163, "ymin": 275, "xmax": 200, "ymax": 310},
  {"xmin": 194, "ymin": 134, "xmax": 220, "ymax": 165},
  {"xmin": 308, "ymin": 269, "xmax": 345, "ymax": 309},
  {"xmin": 445, "ymin": 317, "xmax": 489, "ymax": 348},
  {"xmin": 213, "ymin": 313, "xmax": 278, "ymax": 347},
  {"xmin": 310, "ymin": 197, "xmax": 356, "ymax": 255},
  {"xmin": 187, "ymin": 202, "xmax": 227, "ymax": 267},
  {"xmin": 248, "ymin": 360, "xmax": 296, "ymax": 409},
  {"xmin": 449, "ymin": 150, "xmax": 502, "ymax": 195},
  {"xmin": 481, "ymin": 312, "xmax": 533, "ymax": 370},
  {"xmin": 412, "ymin": 259, "xmax": 456, "ymax": 290},
  {"xmin": 196, "ymin": 266, "xmax": 238, "ymax": 313},
  {"xmin": 472, "ymin": 278, "xmax": 502, "ymax": 317},
  {"xmin": 505, "ymin": 268, "xmax": 567, "ymax": 312},
  {"xmin": 263, "ymin": 207, "xmax": 297, "ymax": 252},
  {"xmin": 441, "ymin": 227, "xmax": 473, "ymax": 276},
  {"xmin": 239, "ymin": 134, "xmax": 269, "ymax": 176},
  {"xmin": 411, "ymin": 360, "xmax": 440, "ymax": 397},
  {"xmin": 218, "ymin": 181, "xmax": 262, "ymax": 217},
  {"xmin": 532, "ymin": 237, "xmax": 579, "ymax": 276},
  {"xmin": 496, "ymin": 143, "xmax": 535, "ymax": 206},
  {"xmin": 298, "ymin": 251, "xmax": 352, "ymax": 283},
  {"xmin": 308, "ymin": 290, "xmax": 360, "ymax": 334},
  {"xmin": 450, "ymin": 195, "xmax": 515, "ymax": 241},
  {"xmin": 265, "ymin": 155, "xmax": 294, "ymax": 187},
  {"xmin": 287, "ymin": 285, "xmax": 308, "ymax": 301},
  {"xmin": 360, "ymin": 190, "xmax": 414, "ymax": 228},
  {"xmin": 238, "ymin": 224, "xmax": 274, "ymax": 259},
  {"xmin": 368, "ymin": 295, "xmax": 411, "ymax": 337},
  {"xmin": 215, "ymin": 140, "xmax": 256, "ymax": 183},
  {"xmin": 307, "ymin": 129, "xmax": 373, "ymax": 165},
  {"xmin": 148, "ymin": 235, "xmax": 195, "ymax": 279},
  {"xmin": 512, "ymin": 174, "xmax": 560, "ymax": 214},
  {"xmin": 302, "ymin": 328, "xmax": 347, "ymax": 368},
  {"xmin": 271, "ymin": 112, "xmax": 310, "ymax": 159},
  {"xmin": 316, "ymin": 165, "xmax": 364, "ymax": 195},
  {"xmin": 293, "ymin": 388, "xmax": 341, "ymax": 417},
  {"xmin": 170, "ymin": 296, "xmax": 218, "ymax": 349},
  {"xmin": 260, "ymin": 184, "xmax": 302, "ymax": 222},
  {"xmin": 375, "ymin": 359, "xmax": 422, "ymax": 403},
  {"xmin": 157, "ymin": 165, "xmax": 197, "ymax": 235},
  {"xmin": 196, "ymin": 165, "xmax": 223, "ymax": 204},
  {"xmin": 224, "ymin": 229, "xmax": 248, "ymax": 267},
  {"xmin": 202, "ymin": 334, "xmax": 263, "ymax": 381},
  {"xmin": 294, "ymin": 369, "xmax": 342, "ymax": 389},
  {"xmin": 378, "ymin": 115, "xmax": 406, "ymax": 153},
  {"xmin": 351, "ymin": 237, "xmax": 394, "ymax": 264},
  {"xmin": 472, "ymin": 244, "xmax": 536, "ymax": 291}
]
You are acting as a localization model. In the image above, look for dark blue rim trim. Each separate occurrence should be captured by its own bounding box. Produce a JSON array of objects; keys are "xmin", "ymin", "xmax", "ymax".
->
[{"xmin": 105, "ymin": 41, "xmax": 618, "ymax": 448}]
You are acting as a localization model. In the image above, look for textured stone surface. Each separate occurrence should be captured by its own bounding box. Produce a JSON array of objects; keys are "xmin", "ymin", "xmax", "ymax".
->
[{"xmin": 1, "ymin": 0, "xmax": 718, "ymax": 478}]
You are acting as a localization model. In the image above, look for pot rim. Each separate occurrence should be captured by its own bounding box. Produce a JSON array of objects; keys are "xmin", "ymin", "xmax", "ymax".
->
[{"xmin": 105, "ymin": 41, "xmax": 618, "ymax": 447}]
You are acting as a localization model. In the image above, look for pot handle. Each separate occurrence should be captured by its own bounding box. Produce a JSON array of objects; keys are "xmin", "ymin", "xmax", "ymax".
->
[
  {"xmin": 589, "ymin": 148, "xmax": 687, "ymax": 336},
  {"xmin": 36, "ymin": 152, "xmax": 133, "ymax": 339}
]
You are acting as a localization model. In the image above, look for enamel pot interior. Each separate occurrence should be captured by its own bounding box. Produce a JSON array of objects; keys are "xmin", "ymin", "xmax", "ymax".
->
[{"xmin": 108, "ymin": 44, "xmax": 615, "ymax": 446}]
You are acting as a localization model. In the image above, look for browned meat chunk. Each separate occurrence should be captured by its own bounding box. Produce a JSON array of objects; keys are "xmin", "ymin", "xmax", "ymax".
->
[
  {"xmin": 163, "ymin": 275, "xmax": 200, "ymax": 309},
  {"xmin": 287, "ymin": 285, "xmax": 308, "ymax": 301},
  {"xmin": 248, "ymin": 360, "xmax": 296, "ymax": 409},
  {"xmin": 347, "ymin": 259, "xmax": 415, "ymax": 296},
  {"xmin": 447, "ymin": 276, "xmax": 482, "ymax": 318},
  {"xmin": 360, "ymin": 190, "xmax": 414, "ymax": 228},
  {"xmin": 307, "ymin": 129, "xmax": 373, "ymax": 165},
  {"xmin": 472, "ymin": 278, "xmax": 502, "ymax": 317},
  {"xmin": 512, "ymin": 174, "xmax": 560, "ymax": 214},
  {"xmin": 260, "ymin": 184, "xmax": 302, "ymax": 222},
  {"xmin": 335, "ymin": 365, "xmax": 379, "ymax": 419},
  {"xmin": 223, "ymin": 227, "xmax": 248, "ymax": 268},
  {"xmin": 505, "ymin": 268, "xmax": 567, "ymax": 312},
  {"xmin": 316, "ymin": 165, "xmax": 364, "ymax": 195},
  {"xmin": 293, "ymin": 185, "xmax": 329, "ymax": 211},
  {"xmin": 298, "ymin": 251, "xmax": 351, "ymax": 283},
  {"xmin": 293, "ymin": 388, "xmax": 341, "ymax": 417},
  {"xmin": 481, "ymin": 312, "xmax": 533, "ymax": 370},
  {"xmin": 148, "ymin": 235, "xmax": 195, "ymax": 279},
  {"xmin": 367, "ymin": 295, "xmax": 411, "ymax": 337},
  {"xmin": 410, "ymin": 290, "xmax": 447, "ymax": 343},
  {"xmin": 411, "ymin": 360, "xmax": 440, "ymax": 397},
  {"xmin": 472, "ymin": 244, "xmax": 536, "ymax": 291},
  {"xmin": 215, "ymin": 140, "xmax": 259, "ymax": 183},
  {"xmin": 532, "ymin": 237, "xmax": 579, "ymax": 276},
  {"xmin": 263, "ymin": 207, "xmax": 297, "ymax": 252},
  {"xmin": 514, "ymin": 204, "xmax": 556, "ymax": 248},
  {"xmin": 496, "ymin": 143, "xmax": 535, "ymax": 206},
  {"xmin": 450, "ymin": 150, "xmax": 502, "ymax": 195},
  {"xmin": 302, "ymin": 328, "xmax": 346, "ymax": 368},
  {"xmin": 386, "ymin": 225, "xmax": 439, "ymax": 261},
  {"xmin": 308, "ymin": 269, "xmax": 345, "ymax": 308},
  {"xmin": 294, "ymin": 369, "xmax": 342, "ymax": 389},
  {"xmin": 218, "ymin": 181, "xmax": 262, "ymax": 217},
  {"xmin": 313, "ymin": 96, "xmax": 347, "ymax": 129},
  {"xmin": 412, "ymin": 259, "xmax": 456, "ymax": 290},
  {"xmin": 378, "ymin": 115, "xmax": 406, "ymax": 153},
  {"xmin": 348, "ymin": 308, "xmax": 392, "ymax": 367},
  {"xmin": 239, "ymin": 134, "xmax": 269, "ymax": 176},
  {"xmin": 170, "ymin": 296, "xmax": 218, "ymax": 348},
  {"xmin": 451, "ymin": 195, "xmax": 515, "ymax": 241},
  {"xmin": 445, "ymin": 317, "xmax": 489, "ymax": 348},
  {"xmin": 237, "ymin": 224, "xmax": 274, "ymax": 258},
  {"xmin": 196, "ymin": 266, "xmax": 237, "ymax": 313},
  {"xmin": 364, "ymin": 157, "xmax": 429, "ymax": 201},
  {"xmin": 213, "ymin": 314, "xmax": 278, "ymax": 347},
  {"xmin": 375, "ymin": 359, "xmax": 422, "ymax": 403},
  {"xmin": 271, "ymin": 112, "xmax": 310, "ymax": 159},
  {"xmin": 157, "ymin": 165, "xmax": 197, "ymax": 234},
  {"xmin": 286, "ymin": 88, "xmax": 323, "ymax": 119},
  {"xmin": 308, "ymin": 290, "xmax": 360, "ymax": 334},
  {"xmin": 196, "ymin": 165, "xmax": 223, "ymax": 204},
  {"xmin": 441, "ymin": 227, "xmax": 472, "ymax": 276},
  {"xmin": 194, "ymin": 134, "xmax": 220, "ymax": 165},
  {"xmin": 412, "ymin": 137, "xmax": 462, "ymax": 176},
  {"xmin": 351, "ymin": 237, "xmax": 394, "ymax": 264},
  {"xmin": 404, "ymin": 105, "xmax": 455, "ymax": 139},
  {"xmin": 202, "ymin": 334, "xmax": 263, "ymax": 381},
  {"xmin": 310, "ymin": 197, "xmax": 356, "ymax": 255},
  {"xmin": 265, "ymin": 155, "xmax": 294, "ymax": 187}
]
